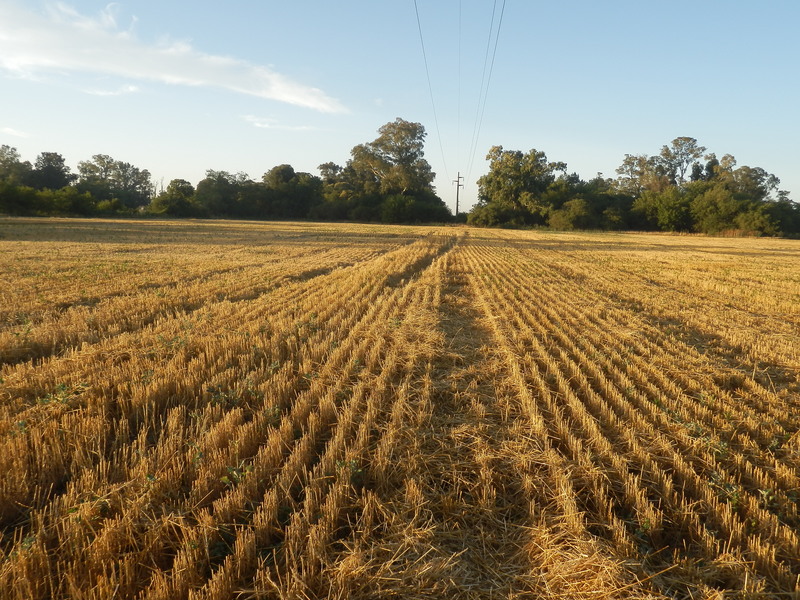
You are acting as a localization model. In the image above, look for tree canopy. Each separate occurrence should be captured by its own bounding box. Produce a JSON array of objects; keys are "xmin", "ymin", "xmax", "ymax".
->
[
  {"xmin": 1, "ymin": 131, "xmax": 797, "ymax": 235},
  {"xmin": 352, "ymin": 118, "xmax": 435, "ymax": 195},
  {"xmin": 469, "ymin": 137, "xmax": 798, "ymax": 236},
  {"xmin": 311, "ymin": 118, "xmax": 449, "ymax": 223},
  {"xmin": 470, "ymin": 146, "xmax": 568, "ymax": 226},
  {"xmin": 77, "ymin": 154, "xmax": 153, "ymax": 208},
  {"xmin": 29, "ymin": 152, "xmax": 77, "ymax": 191}
]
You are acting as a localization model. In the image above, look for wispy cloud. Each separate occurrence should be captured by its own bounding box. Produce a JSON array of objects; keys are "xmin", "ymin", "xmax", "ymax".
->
[
  {"xmin": 0, "ymin": 2, "xmax": 346, "ymax": 113},
  {"xmin": 84, "ymin": 84, "xmax": 140, "ymax": 96},
  {"xmin": 1, "ymin": 126, "xmax": 29, "ymax": 138},
  {"xmin": 242, "ymin": 115, "xmax": 318, "ymax": 132}
]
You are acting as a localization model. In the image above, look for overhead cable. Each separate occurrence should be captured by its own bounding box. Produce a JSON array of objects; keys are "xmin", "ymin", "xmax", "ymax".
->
[
  {"xmin": 465, "ymin": 0, "xmax": 506, "ymax": 184},
  {"xmin": 413, "ymin": 0, "xmax": 450, "ymax": 182}
]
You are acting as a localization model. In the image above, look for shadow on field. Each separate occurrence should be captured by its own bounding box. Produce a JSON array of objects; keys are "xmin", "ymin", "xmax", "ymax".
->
[
  {"xmin": 612, "ymin": 295, "xmax": 800, "ymax": 402},
  {"xmin": 0, "ymin": 218, "xmax": 422, "ymax": 247},
  {"xmin": 471, "ymin": 234, "xmax": 800, "ymax": 258}
]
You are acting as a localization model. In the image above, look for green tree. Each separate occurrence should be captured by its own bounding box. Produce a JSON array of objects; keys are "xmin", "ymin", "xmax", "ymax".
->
[
  {"xmin": 689, "ymin": 183, "xmax": 744, "ymax": 233},
  {"xmin": 0, "ymin": 181, "xmax": 37, "ymax": 214},
  {"xmin": 38, "ymin": 187, "xmax": 96, "ymax": 215},
  {"xmin": 312, "ymin": 162, "xmax": 351, "ymax": 220},
  {"xmin": 317, "ymin": 162, "xmax": 342, "ymax": 184},
  {"xmin": 316, "ymin": 119, "xmax": 448, "ymax": 223},
  {"xmin": 349, "ymin": 118, "xmax": 435, "ymax": 195},
  {"xmin": 474, "ymin": 146, "xmax": 567, "ymax": 225},
  {"xmin": 195, "ymin": 170, "xmax": 249, "ymax": 216},
  {"xmin": 149, "ymin": 179, "xmax": 202, "ymax": 217},
  {"xmin": 615, "ymin": 154, "xmax": 650, "ymax": 196},
  {"xmin": 0, "ymin": 145, "xmax": 32, "ymax": 184},
  {"xmin": 262, "ymin": 164, "xmax": 296, "ymax": 189},
  {"xmin": 615, "ymin": 153, "xmax": 671, "ymax": 195},
  {"xmin": 261, "ymin": 165, "xmax": 323, "ymax": 218},
  {"xmin": 633, "ymin": 187, "xmax": 692, "ymax": 231},
  {"xmin": 77, "ymin": 154, "xmax": 153, "ymax": 208},
  {"xmin": 548, "ymin": 197, "xmax": 593, "ymax": 230},
  {"xmin": 27, "ymin": 152, "xmax": 76, "ymax": 190},
  {"xmin": 729, "ymin": 165, "xmax": 781, "ymax": 203},
  {"xmin": 761, "ymin": 198, "xmax": 800, "ymax": 235},
  {"xmin": 732, "ymin": 206, "xmax": 780, "ymax": 236},
  {"xmin": 658, "ymin": 137, "xmax": 707, "ymax": 185},
  {"xmin": 380, "ymin": 190, "xmax": 450, "ymax": 223}
]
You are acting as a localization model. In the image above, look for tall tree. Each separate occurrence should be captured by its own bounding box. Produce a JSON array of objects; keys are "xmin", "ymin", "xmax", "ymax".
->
[
  {"xmin": 195, "ymin": 170, "xmax": 248, "ymax": 216},
  {"xmin": 658, "ymin": 137, "xmax": 707, "ymax": 185},
  {"xmin": 262, "ymin": 164, "xmax": 297, "ymax": 189},
  {"xmin": 317, "ymin": 162, "xmax": 342, "ymax": 184},
  {"xmin": 0, "ymin": 145, "xmax": 32, "ymax": 184},
  {"xmin": 314, "ymin": 119, "xmax": 448, "ymax": 223},
  {"xmin": 261, "ymin": 165, "xmax": 323, "ymax": 218},
  {"xmin": 632, "ymin": 187, "xmax": 693, "ymax": 231},
  {"xmin": 28, "ymin": 152, "xmax": 76, "ymax": 190},
  {"xmin": 615, "ymin": 154, "xmax": 650, "ymax": 196},
  {"xmin": 472, "ymin": 146, "xmax": 567, "ymax": 225},
  {"xmin": 350, "ymin": 118, "xmax": 435, "ymax": 195},
  {"xmin": 77, "ymin": 154, "xmax": 153, "ymax": 208},
  {"xmin": 614, "ymin": 154, "xmax": 670, "ymax": 195},
  {"xmin": 149, "ymin": 179, "xmax": 200, "ymax": 217},
  {"xmin": 689, "ymin": 183, "xmax": 744, "ymax": 233}
]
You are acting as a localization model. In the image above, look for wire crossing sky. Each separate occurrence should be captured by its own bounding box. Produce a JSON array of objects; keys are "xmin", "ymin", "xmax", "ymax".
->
[
  {"xmin": 1, "ymin": 1, "xmax": 798, "ymax": 212},
  {"xmin": 464, "ymin": 0, "xmax": 506, "ymax": 186},
  {"xmin": 413, "ymin": 0, "xmax": 450, "ymax": 183}
]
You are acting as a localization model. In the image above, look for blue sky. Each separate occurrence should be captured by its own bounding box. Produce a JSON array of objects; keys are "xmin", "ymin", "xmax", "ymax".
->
[{"xmin": 1, "ymin": 1, "xmax": 798, "ymax": 213}]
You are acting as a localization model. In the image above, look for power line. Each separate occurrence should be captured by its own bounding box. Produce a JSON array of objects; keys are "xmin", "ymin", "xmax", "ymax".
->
[
  {"xmin": 465, "ymin": 0, "xmax": 507, "ymax": 185},
  {"xmin": 457, "ymin": 0, "xmax": 462, "ymax": 171},
  {"xmin": 466, "ymin": 1, "xmax": 499, "ymax": 183},
  {"xmin": 413, "ymin": 0, "xmax": 450, "ymax": 182},
  {"xmin": 412, "ymin": 0, "xmax": 507, "ymax": 209}
]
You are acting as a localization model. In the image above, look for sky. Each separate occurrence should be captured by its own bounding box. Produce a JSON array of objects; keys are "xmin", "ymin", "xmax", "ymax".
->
[{"xmin": 1, "ymin": 0, "xmax": 799, "ymax": 214}]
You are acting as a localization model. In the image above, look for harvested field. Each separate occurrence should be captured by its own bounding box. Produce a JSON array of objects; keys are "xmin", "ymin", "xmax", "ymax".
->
[{"xmin": 1, "ymin": 218, "xmax": 799, "ymax": 599}]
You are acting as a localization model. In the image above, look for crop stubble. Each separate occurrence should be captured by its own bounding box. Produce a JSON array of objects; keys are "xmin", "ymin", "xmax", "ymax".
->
[{"xmin": 0, "ymin": 218, "xmax": 798, "ymax": 599}]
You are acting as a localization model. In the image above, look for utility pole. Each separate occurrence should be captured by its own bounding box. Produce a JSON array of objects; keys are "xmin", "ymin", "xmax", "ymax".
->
[{"xmin": 453, "ymin": 172, "xmax": 464, "ymax": 217}]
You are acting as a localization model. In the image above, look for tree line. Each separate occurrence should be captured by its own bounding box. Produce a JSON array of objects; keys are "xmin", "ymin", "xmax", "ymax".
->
[
  {"xmin": 469, "ymin": 137, "xmax": 800, "ymax": 235},
  {"xmin": 0, "ymin": 119, "xmax": 450, "ymax": 224},
  {"xmin": 2, "ymin": 125, "xmax": 798, "ymax": 235}
]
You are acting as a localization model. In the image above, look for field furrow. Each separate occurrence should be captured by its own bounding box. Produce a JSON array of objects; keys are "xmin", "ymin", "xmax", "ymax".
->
[
  {"xmin": 1, "ymin": 219, "xmax": 798, "ymax": 599},
  {"xmin": 461, "ymin": 234, "xmax": 800, "ymax": 595}
]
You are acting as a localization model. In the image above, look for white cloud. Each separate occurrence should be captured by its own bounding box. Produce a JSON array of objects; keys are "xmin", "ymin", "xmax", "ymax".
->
[
  {"xmin": 242, "ymin": 115, "xmax": 317, "ymax": 132},
  {"xmin": 84, "ymin": 83, "xmax": 140, "ymax": 96},
  {"xmin": 1, "ymin": 126, "xmax": 29, "ymax": 138},
  {"xmin": 0, "ymin": 2, "xmax": 346, "ymax": 113}
]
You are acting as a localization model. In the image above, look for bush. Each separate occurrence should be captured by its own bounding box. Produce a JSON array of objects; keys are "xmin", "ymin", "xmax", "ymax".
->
[{"xmin": 548, "ymin": 198, "xmax": 594, "ymax": 230}]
